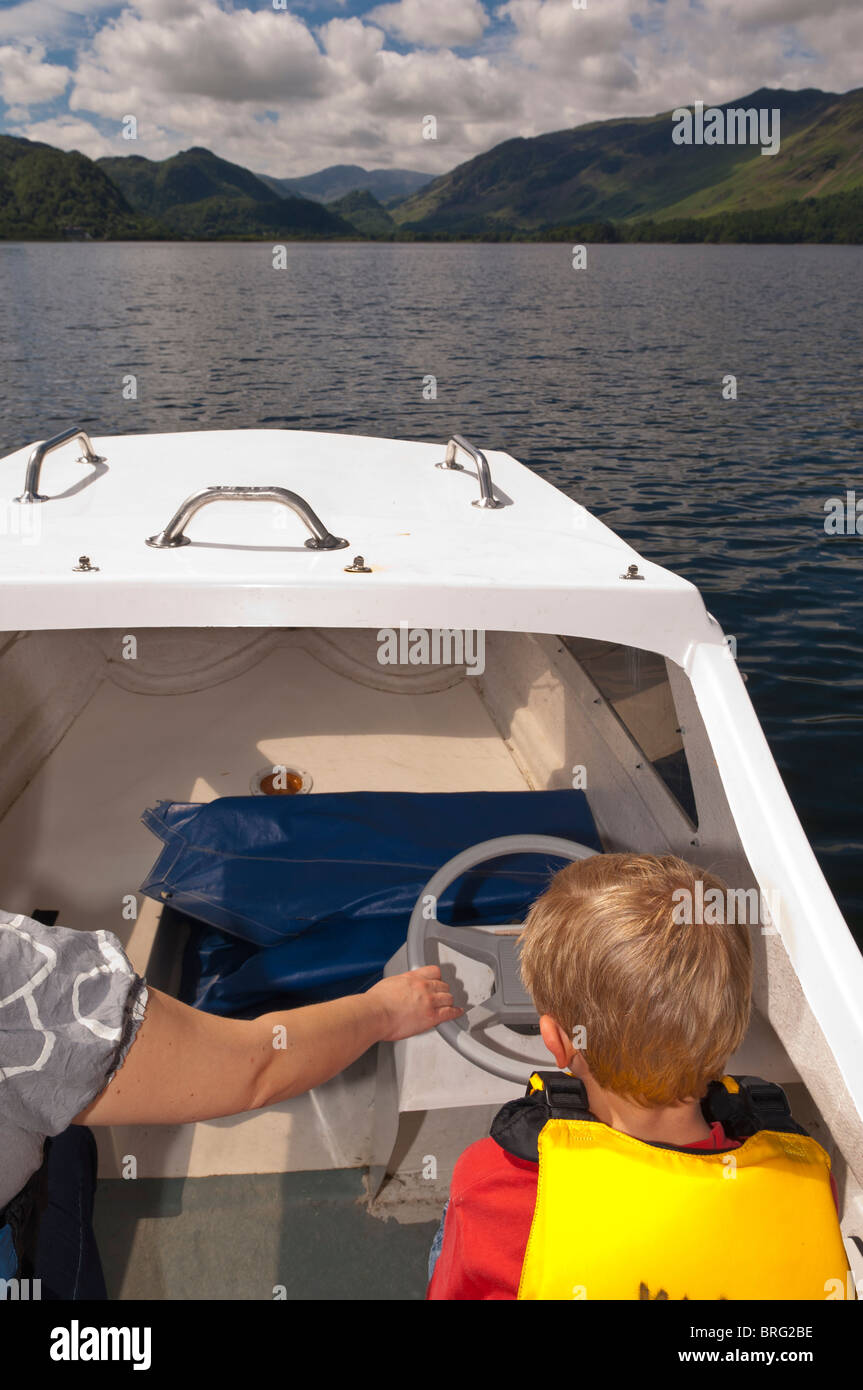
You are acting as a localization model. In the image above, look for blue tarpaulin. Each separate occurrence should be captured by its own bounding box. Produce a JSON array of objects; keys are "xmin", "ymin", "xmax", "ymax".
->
[{"xmin": 140, "ymin": 790, "xmax": 602, "ymax": 1017}]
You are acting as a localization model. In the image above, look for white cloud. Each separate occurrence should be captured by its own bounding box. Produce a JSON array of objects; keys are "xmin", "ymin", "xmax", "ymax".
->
[
  {"xmin": 132, "ymin": 0, "xmax": 211, "ymax": 17},
  {"xmin": 72, "ymin": 6, "xmax": 329, "ymax": 108},
  {"xmin": 721, "ymin": 0, "xmax": 858, "ymax": 25},
  {"xmin": 0, "ymin": 41, "xmax": 70, "ymax": 106},
  {"xmin": 0, "ymin": 0, "xmax": 119, "ymax": 43},
  {"xmin": 501, "ymin": 0, "xmax": 633, "ymax": 65},
  {"xmin": 3, "ymin": 0, "xmax": 863, "ymax": 180},
  {"xmin": 319, "ymin": 16, "xmax": 385, "ymax": 81},
  {"xmin": 6, "ymin": 112, "xmax": 118, "ymax": 156},
  {"xmin": 367, "ymin": 0, "xmax": 489, "ymax": 49},
  {"xmin": 53, "ymin": 0, "xmax": 517, "ymax": 172}
]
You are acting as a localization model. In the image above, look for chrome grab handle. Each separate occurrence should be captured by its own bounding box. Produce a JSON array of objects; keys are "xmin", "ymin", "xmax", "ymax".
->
[
  {"xmin": 145, "ymin": 485, "xmax": 349, "ymax": 550},
  {"xmin": 15, "ymin": 426, "xmax": 106, "ymax": 504},
  {"xmin": 436, "ymin": 434, "xmax": 502, "ymax": 509}
]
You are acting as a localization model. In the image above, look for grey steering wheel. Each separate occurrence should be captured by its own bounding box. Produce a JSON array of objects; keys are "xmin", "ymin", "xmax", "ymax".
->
[{"xmin": 406, "ymin": 834, "xmax": 598, "ymax": 1083}]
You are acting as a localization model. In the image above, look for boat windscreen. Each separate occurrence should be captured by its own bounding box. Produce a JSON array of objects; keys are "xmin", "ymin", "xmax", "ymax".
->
[{"xmin": 559, "ymin": 637, "xmax": 698, "ymax": 826}]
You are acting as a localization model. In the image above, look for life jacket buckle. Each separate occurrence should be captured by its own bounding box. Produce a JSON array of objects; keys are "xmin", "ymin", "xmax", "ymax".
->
[{"xmin": 537, "ymin": 1072, "xmax": 592, "ymax": 1120}]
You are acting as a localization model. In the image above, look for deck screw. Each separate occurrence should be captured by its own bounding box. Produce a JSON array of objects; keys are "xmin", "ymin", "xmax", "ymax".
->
[
  {"xmin": 344, "ymin": 555, "xmax": 372, "ymax": 573},
  {"xmin": 73, "ymin": 555, "xmax": 99, "ymax": 572},
  {"xmin": 621, "ymin": 563, "xmax": 644, "ymax": 581}
]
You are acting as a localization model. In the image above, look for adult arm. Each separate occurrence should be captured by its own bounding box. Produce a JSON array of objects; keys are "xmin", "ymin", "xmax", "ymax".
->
[{"xmin": 75, "ymin": 966, "xmax": 458, "ymax": 1126}]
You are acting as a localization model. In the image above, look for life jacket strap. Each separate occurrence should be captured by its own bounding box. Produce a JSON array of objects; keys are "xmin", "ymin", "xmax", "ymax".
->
[
  {"xmin": 492, "ymin": 1072, "xmax": 810, "ymax": 1163},
  {"xmin": 529, "ymin": 1070, "xmax": 593, "ymax": 1119},
  {"xmin": 706, "ymin": 1075, "xmax": 808, "ymax": 1139}
]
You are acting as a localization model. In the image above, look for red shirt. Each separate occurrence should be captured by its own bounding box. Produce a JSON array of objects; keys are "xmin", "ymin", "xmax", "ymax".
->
[{"xmin": 427, "ymin": 1122, "xmax": 740, "ymax": 1301}]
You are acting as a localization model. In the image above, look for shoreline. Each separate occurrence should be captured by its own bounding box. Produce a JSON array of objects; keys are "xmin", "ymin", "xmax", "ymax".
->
[{"xmin": 2, "ymin": 235, "xmax": 862, "ymax": 247}]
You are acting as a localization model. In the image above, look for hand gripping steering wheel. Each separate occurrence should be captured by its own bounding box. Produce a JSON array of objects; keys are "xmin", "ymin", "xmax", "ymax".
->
[{"xmin": 406, "ymin": 834, "xmax": 598, "ymax": 1083}]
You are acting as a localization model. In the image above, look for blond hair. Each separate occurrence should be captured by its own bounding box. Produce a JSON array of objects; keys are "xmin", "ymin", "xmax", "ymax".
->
[{"xmin": 518, "ymin": 853, "xmax": 752, "ymax": 1107}]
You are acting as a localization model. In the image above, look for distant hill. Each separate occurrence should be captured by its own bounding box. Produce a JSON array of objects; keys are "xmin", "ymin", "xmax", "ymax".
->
[
  {"xmin": 0, "ymin": 135, "xmax": 164, "ymax": 239},
  {"xmin": 326, "ymin": 189, "xmax": 395, "ymax": 238},
  {"xmin": 3, "ymin": 90, "xmax": 862, "ymax": 243},
  {"xmin": 393, "ymin": 87, "xmax": 863, "ymax": 236},
  {"xmin": 259, "ymin": 164, "xmax": 433, "ymax": 206},
  {"xmin": 97, "ymin": 147, "xmax": 355, "ymax": 238},
  {"xmin": 546, "ymin": 188, "xmax": 863, "ymax": 245},
  {"xmin": 649, "ymin": 88, "xmax": 863, "ymax": 220}
]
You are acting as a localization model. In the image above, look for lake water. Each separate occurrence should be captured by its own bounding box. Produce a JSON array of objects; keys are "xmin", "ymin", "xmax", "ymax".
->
[{"xmin": 1, "ymin": 241, "xmax": 861, "ymax": 941}]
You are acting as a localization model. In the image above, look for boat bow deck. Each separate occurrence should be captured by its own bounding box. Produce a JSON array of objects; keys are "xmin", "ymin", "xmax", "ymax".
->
[{"xmin": 0, "ymin": 427, "xmax": 717, "ymax": 663}]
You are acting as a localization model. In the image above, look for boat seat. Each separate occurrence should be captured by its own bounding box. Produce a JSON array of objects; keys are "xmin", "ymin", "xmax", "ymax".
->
[{"xmin": 139, "ymin": 790, "xmax": 602, "ymax": 1017}]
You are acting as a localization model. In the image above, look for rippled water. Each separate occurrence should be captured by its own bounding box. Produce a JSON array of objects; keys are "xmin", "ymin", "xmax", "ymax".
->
[{"xmin": 1, "ymin": 241, "xmax": 861, "ymax": 942}]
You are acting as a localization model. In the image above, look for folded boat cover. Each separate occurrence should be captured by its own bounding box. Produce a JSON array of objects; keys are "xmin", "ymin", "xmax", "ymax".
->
[{"xmin": 140, "ymin": 790, "xmax": 602, "ymax": 1016}]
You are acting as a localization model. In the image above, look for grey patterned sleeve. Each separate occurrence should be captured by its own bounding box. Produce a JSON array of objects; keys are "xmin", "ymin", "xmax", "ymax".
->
[{"xmin": 0, "ymin": 908, "xmax": 149, "ymax": 1135}]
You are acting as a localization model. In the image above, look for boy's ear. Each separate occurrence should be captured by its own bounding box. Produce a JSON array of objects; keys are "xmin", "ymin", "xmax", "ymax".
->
[{"xmin": 539, "ymin": 1015, "xmax": 575, "ymax": 1070}]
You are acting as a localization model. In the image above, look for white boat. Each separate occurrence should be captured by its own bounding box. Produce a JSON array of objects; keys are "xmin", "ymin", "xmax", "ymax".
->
[{"xmin": 1, "ymin": 423, "xmax": 861, "ymax": 1297}]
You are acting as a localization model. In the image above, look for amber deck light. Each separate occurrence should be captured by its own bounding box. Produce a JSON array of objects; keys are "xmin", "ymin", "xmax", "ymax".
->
[{"xmin": 250, "ymin": 766, "xmax": 312, "ymax": 796}]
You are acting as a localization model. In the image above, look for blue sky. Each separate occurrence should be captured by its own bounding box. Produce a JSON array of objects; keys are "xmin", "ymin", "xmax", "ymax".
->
[{"xmin": 0, "ymin": 0, "xmax": 856, "ymax": 176}]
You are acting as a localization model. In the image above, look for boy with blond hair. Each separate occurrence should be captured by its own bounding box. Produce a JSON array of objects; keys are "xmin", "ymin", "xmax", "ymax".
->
[{"xmin": 427, "ymin": 853, "xmax": 849, "ymax": 1300}]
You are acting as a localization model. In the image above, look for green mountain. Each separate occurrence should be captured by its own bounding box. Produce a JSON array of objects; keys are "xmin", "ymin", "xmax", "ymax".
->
[
  {"xmin": 0, "ymin": 135, "xmax": 164, "ymax": 239},
  {"xmin": 97, "ymin": 147, "xmax": 355, "ymax": 238},
  {"xmin": 259, "ymin": 164, "xmax": 432, "ymax": 205},
  {"xmin": 546, "ymin": 188, "xmax": 863, "ymax": 245},
  {"xmin": 326, "ymin": 189, "xmax": 395, "ymax": 238},
  {"xmin": 4, "ymin": 89, "xmax": 862, "ymax": 243},
  {"xmin": 393, "ymin": 87, "xmax": 863, "ymax": 236},
  {"xmin": 651, "ymin": 89, "xmax": 863, "ymax": 220}
]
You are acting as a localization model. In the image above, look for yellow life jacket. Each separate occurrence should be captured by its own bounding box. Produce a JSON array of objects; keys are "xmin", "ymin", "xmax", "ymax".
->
[{"xmin": 489, "ymin": 1072, "xmax": 851, "ymax": 1302}]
